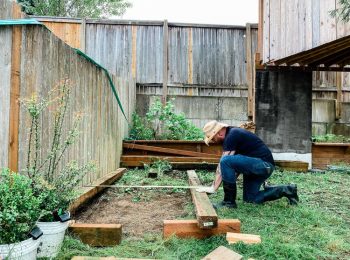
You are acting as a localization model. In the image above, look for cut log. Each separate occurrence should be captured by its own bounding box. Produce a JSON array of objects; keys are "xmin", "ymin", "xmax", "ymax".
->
[
  {"xmin": 226, "ymin": 232, "xmax": 261, "ymax": 244},
  {"xmin": 163, "ymin": 219, "xmax": 240, "ymax": 239},
  {"xmin": 201, "ymin": 245, "xmax": 242, "ymax": 260},
  {"xmin": 69, "ymin": 223, "xmax": 122, "ymax": 247},
  {"xmin": 187, "ymin": 170, "xmax": 218, "ymax": 229},
  {"xmin": 69, "ymin": 168, "xmax": 126, "ymax": 214},
  {"xmin": 123, "ymin": 143, "xmax": 220, "ymax": 158}
]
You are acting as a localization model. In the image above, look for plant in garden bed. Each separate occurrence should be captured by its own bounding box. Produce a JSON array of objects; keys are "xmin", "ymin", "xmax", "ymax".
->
[
  {"xmin": 128, "ymin": 98, "xmax": 204, "ymax": 140},
  {"xmin": 144, "ymin": 159, "xmax": 173, "ymax": 178},
  {"xmin": 312, "ymin": 134, "xmax": 350, "ymax": 143}
]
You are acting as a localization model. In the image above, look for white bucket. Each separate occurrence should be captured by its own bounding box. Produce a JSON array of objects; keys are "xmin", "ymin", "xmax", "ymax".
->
[
  {"xmin": 36, "ymin": 221, "xmax": 69, "ymax": 258},
  {"xmin": 0, "ymin": 237, "xmax": 41, "ymax": 260}
]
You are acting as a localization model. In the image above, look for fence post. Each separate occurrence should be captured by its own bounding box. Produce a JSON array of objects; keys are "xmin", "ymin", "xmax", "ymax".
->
[
  {"xmin": 80, "ymin": 18, "xmax": 86, "ymax": 52},
  {"xmin": 246, "ymin": 23, "xmax": 254, "ymax": 120},
  {"xmin": 8, "ymin": 2, "xmax": 23, "ymax": 172},
  {"xmin": 162, "ymin": 20, "xmax": 168, "ymax": 105},
  {"xmin": 336, "ymin": 72, "xmax": 342, "ymax": 120}
]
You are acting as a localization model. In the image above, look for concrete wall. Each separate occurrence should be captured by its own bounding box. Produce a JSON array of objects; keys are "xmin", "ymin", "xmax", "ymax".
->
[
  {"xmin": 255, "ymin": 70, "xmax": 312, "ymax": 165},
  {"xmin": 136, "ymin": 85, "xmax": 248, "ymax": 129}
]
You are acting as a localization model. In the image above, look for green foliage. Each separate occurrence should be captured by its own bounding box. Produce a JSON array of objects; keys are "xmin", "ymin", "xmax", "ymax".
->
[
  {"xmin": 58, "ymin": 169, "xmax": 350, "ymax": 259},
  {"xmin": 330, "ymin": 0, "xmax": 350, "ymax": 23},
  {"xmin": 0, "ymin": 168, "xmax": 42, "ymax": 244},
  {"xmin": 17, "ymin": 0, "xmax": 132, "ymax": 18},
  {"xmin": 144, "ymin": 159, "xmax": 172, "ymax": 178},
  {"xmin": 312, "ymin": 134, "xmax": 350, "ymax": 143},
  {"xmin": 128, "ymin": 98, "xmax": 204, "ymax": 140},
  {"xmin": 21, "ymin": 79, "xmax": 96, "ymax": 221},
  {"xmin": 128, "ymin": 112, "xmax": 155, "ymax": 140}
]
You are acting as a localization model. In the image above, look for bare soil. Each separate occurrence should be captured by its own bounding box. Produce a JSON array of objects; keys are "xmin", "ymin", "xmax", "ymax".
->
[{"xmin": 73, "ymin": 188, "xmax": 190, "ymax": 237}]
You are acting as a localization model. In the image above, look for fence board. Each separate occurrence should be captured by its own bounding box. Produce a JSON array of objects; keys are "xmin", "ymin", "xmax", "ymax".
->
[{"xmin": 0, "ymin": 14, "xmax": 135, "ymax": 183}]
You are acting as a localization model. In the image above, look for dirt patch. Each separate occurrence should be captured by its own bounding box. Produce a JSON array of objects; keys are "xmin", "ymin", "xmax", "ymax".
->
[{"xmin": 73, "ymin": 189, "xmax": 190, "ymax": 237}]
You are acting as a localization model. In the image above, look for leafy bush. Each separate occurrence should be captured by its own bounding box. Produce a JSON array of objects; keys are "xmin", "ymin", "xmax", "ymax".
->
[
  {"xmin": 21, "ymin": 79, "xmax": 96, "ymax": 221},
  {"xmin": 128, "ymin": 98, "xmax": 204, "ymax": 140},
  {"xmin": 0, "ymin": 168, "xmax": 42, "ymax": 244},
  {"xmin": 144, "ymin": 159, "xmax": 172, "ymax": 178},
  {"xmin": 312, "ymin": 134, "xmax": 350, "ymax": 143}
]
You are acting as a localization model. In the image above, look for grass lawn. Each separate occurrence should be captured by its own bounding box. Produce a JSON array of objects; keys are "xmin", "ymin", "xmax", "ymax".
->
[{"xmin": 56, "ymin": 168, "xmax": 350, "ymax": 260}]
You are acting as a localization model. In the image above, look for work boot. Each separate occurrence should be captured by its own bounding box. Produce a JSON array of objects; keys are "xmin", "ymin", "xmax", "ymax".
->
[
  {"xmin": 213, "ymin": 181, "xmax": 237, "ymax": 209},
  {"xmin": 263, "ymin": 184, "xmax": 299, "ymax": 205}
]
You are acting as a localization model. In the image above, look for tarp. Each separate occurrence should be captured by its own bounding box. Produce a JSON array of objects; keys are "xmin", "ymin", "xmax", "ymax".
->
[{"xmin": 0, "ymin": 18, "xmax": 128, "ymax": 121}]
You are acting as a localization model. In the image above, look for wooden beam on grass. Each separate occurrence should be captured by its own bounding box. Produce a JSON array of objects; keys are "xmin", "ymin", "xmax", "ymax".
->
[
  {"xmin": 72, "ymin": 257, "xmax": 157, "ymax": 260},
  {"xmin": 163, "ymin": 219, "xmax": 240, "ymax": 239},
  {"xmin": 226, "ymin": 232, "xmax": 261, "ymax": 244},
  {"xmin": 187, "ymin": 170, "xmax": 218, "ymax": 229},
  {"xmin": 123, "ymin": 143, "xmax": 220, "ymax": 158},
  {"xmin": 69, "ymin": 223, "xmax": 122, "ymax": 247},
  {"xmin": 275, "ymin": 160, "xmax": 308, "ymax": 172},
  {"xmin": 201, "ymin": 246, "xmax": 242, "ymax": 260},
  {"xmin": 69, "ymin": 168, "xmax": 126, "ymax": 214}
]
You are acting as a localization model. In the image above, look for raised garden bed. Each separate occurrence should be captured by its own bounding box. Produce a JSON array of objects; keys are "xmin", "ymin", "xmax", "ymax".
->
[
  {"xmin": 312, "ymin": 142, "xmax": 350, "ymax": 169},
  {"xmin": 122, "ymin": 140, "xmax": 309, "ymax": 172}
]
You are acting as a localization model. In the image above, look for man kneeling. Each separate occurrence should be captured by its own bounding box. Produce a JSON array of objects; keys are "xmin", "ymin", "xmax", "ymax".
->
[{"xmin": 196, "ymin": 120, "xmax": 299, "ymax": 208}]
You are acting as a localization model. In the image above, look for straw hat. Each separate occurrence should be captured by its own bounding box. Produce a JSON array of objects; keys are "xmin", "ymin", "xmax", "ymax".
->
[{"xmin": 203, "ymin": 120, "xmax": 228, "ymax": 145}]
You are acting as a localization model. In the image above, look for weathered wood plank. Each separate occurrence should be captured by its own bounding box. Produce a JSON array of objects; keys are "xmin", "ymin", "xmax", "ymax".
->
[
  {"xmin": 123, "ymin": 143, "xmax": 220, "ymax": 158},
  {"xmin": 201, "ymin": 246, "xmax": 242, "ymax": 260},
  {"xmin": 187, "ymin": 170, "xmax": 218, "ymax": 229},
  {"xmin": 68, "ymin": 223, "xmax": 122, "ymax": 247},
  {"xmin": 163, "ymin": 219, "xmax": 240, "ymax": 239},
  {"xmin": 69, "ymin": 168, "xmax": 126, "ymax": 214},
  {"xmin": 226, "ymin": 232, "xmax": 261, "ymax": 244}
]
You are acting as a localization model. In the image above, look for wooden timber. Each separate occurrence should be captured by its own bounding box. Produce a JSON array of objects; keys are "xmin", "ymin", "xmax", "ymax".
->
[
  {"xmin": 201, "ymin": 246, "xmax": 242, "ymax": 260},
  {"xmin": 163, "ymin": 219, "xmax": 240, "ymax": 239},
  {"xmin": 312, "ymin": 142, "xmax": 350, "ymax": 169},
  {"xmin": 187, "ymin": 170, "xmax": 218, "ymax": 229},
  {"xmin": 123, "ymin": 143, "xmax": 220, "ymax": 158},
  {"xmin": 69, "ymin": 223, "xmax": 122, "ymax": 247},
  {"xmin": 69, "ymin": 168, "xmax": 126, "ymax": 214},
  {"xmin": 226, "ymin": 232, "xmax": 261, "ymax": 244}
]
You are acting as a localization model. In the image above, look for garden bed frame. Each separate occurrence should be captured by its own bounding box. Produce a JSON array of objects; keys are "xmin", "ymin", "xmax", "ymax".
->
[
  {"xmin": 312, "ymin": 142, "xmax": 350, "ymax": 169},
  {"xmin": 122, "ymin": 140, "xmax": 309, "ymax": 172}
]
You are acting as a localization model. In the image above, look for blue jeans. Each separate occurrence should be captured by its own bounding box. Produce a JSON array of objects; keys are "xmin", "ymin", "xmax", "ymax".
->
[{"xmin": 220, "ymin": 154, "xmax": 274, "ymax": 203}]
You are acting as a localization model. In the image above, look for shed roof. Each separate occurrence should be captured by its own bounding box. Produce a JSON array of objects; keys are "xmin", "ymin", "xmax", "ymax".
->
[{"xmin": 262, "ymin": 34, "xmax": 350, "ymax": 72}]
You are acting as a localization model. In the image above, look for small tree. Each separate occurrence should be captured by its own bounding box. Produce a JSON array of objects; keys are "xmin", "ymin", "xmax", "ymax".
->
[
  {"xmin": 330, "ymin": 0, "xmax": 350, "ymax": 22},
  {"xmin": 17, "ymin": 0, "xmax": 132, "ymax": 18},
  {"xmin": 21, "ymin": 79, "xmax": 96, "ymax": 221}
]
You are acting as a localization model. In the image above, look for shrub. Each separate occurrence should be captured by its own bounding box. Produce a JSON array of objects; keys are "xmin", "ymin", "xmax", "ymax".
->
[
  {"xmin": 0, "ymin": 168, "xmax": 42, "ymax": 244},
  {"xmin": 21, "ymin": 79, "xmax": 96, "ymax": 221},
  {"xmin": 128, "ymin": 98, "xmax": 204, "ymax": 140}
]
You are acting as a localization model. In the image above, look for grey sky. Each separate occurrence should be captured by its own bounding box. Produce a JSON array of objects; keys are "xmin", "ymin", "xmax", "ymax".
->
[{"xmin": 121, "ymin": 0, "xmax": 258, "ymax": 26}]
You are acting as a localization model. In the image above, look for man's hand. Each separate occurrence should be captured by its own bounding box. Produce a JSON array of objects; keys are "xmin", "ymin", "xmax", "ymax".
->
[{"xmin": 196, "ymin": 185, "xmax": 215, "ymax": 194}]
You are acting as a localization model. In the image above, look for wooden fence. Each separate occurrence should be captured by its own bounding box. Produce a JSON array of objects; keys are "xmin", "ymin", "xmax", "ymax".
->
[{"xmin": 0, "ymin": 2, "xmax": 136, "ymax": 184}]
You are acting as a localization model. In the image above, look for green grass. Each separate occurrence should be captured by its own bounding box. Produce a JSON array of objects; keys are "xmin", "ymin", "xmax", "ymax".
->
[{"xmin": 56, "ymin": 169, "xmax": 350, "ymax": 260}]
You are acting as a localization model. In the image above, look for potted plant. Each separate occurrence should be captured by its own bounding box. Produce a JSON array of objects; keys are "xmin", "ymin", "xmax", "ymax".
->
[
  {"xmin": 0, "ymin": 168, "xmax": 43, "ymax": 260},
  {"xmin": 21, "ymin": 79, "xmax": 96, "ymax": 258}
]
